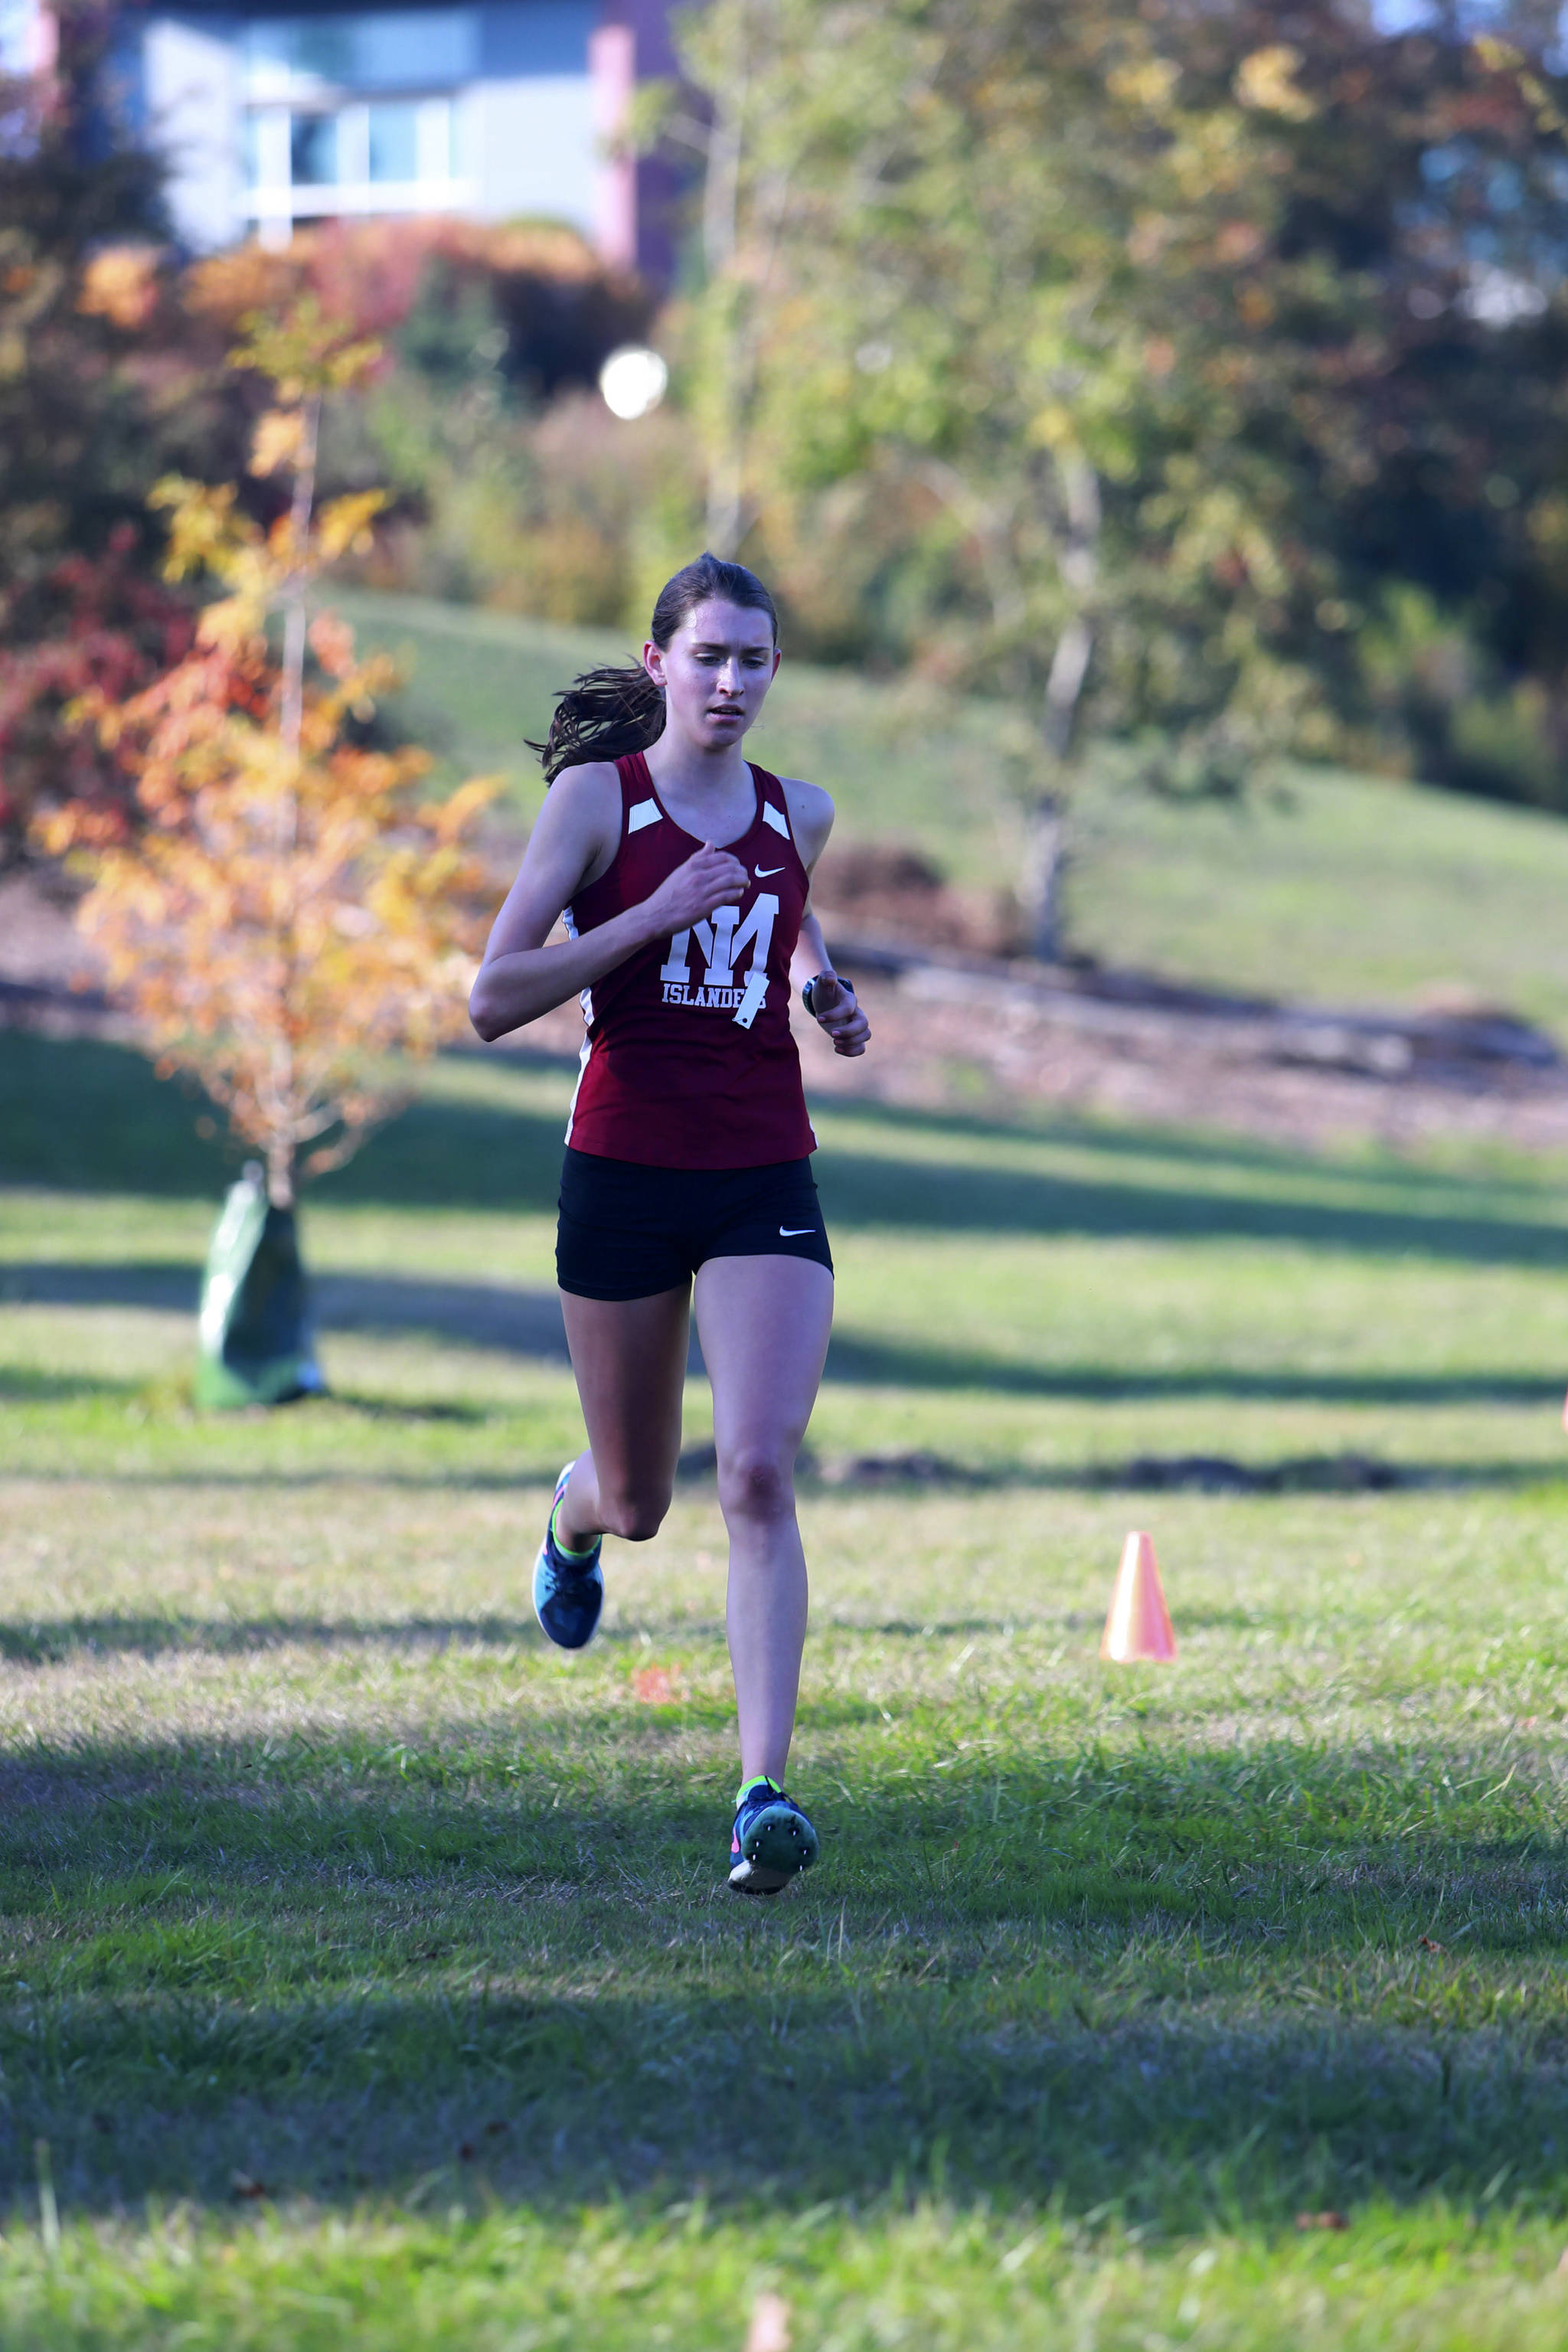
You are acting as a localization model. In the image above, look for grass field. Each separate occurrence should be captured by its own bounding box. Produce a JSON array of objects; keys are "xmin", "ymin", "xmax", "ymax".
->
[
  {"xmin": 340, "ymin": 585, "xmax": 1568, "ymax": 1034},
  {"xmin": 5, "ymin": 1022, "xmax": 1568, "ymax": 2344}
]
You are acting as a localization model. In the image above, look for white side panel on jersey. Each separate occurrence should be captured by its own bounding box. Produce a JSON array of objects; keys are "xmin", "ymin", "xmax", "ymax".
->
[
  {"xmin": 762, "ymin": 802, "xmax": 790, "ymax": 838},
  {"xmin": 564, "ymin": 1035, "xmax": 593, "ymax": 1144},
  {"xmin": 628, "ymin": 798, "xmax": 661, "ymax": 834},
  {"xmin": 559, "ymin": 897, "xmax": 594, "ymax": 1135}
]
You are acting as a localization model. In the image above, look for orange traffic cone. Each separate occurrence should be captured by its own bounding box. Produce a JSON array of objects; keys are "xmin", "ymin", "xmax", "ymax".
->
[{"xmin": 1100, "ymin": 1530, "xmax": 1178, "ymax": 1663}]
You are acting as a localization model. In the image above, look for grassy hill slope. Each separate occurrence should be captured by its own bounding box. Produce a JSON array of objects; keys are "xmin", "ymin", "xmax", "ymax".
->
[{"xmin": 338, "ymin": 587, "xmax": 1568, "ymax": 1033}]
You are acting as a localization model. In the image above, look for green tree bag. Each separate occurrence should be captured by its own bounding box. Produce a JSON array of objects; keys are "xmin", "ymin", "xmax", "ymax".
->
[{"xmin": 195, "ymin": 1165, "xmax": 326, "ymax": 1409}]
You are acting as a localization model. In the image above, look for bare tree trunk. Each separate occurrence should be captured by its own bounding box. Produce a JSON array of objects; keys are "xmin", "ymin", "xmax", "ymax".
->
[
  {"xmin": 266, "ymin": 1135, "xmax": 295, "ymax": 1210},
  {"xmin": 1022, "ymin": 792, "xmax": 1066, "ymax": 963},
  {"xmin": 267, "ymin": 391, "xmax": 320, "ymax": 1210},
  {"xmin": 1041, "ymin": 616, "xmax": 1094, "ymax": 763},
  {"xmin": 278, "ymin": 394, "xmax": 321, "ymax": 785},
  {"xmin": 1040, "ymin": 452, "xmax": 1100, "ymax": 763},
  {"xmin": 1026, "ymin": 452, "xmax": 1102, "ymax": 962}
]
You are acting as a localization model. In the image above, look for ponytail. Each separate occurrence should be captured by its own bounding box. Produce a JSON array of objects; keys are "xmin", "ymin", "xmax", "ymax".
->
[
  {"xmin": 529, "ymin": 663, "xmax": 663, "ymax": 784},
  {"xmin": 532, "ymin": 550, "xmax": 779, "ymax": 785}
]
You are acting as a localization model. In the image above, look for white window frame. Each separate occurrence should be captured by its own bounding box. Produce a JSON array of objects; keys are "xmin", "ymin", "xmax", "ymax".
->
[{"xmin": 243, "ymin": 90, "xmax": 472, "ymax": 243}]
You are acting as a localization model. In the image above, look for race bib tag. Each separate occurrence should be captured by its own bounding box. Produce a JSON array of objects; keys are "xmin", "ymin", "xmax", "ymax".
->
[{"xmin": 733, "ymin": 969, "xmax": 769, "ymax": 1029}]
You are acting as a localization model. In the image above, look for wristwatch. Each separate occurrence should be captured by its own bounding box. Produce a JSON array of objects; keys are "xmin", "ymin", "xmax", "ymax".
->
[{"xmin": 802, "ymin": 972, "xmax": 853, "ymax": 1018}]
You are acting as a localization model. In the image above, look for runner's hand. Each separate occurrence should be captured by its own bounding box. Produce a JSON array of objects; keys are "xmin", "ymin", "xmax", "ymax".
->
[
  {"xmin": 642, "ymin": 844, "xmax": 749, "ymax": 934},
  {"xmin": 808, "ymin": 974, "xmax": 871, "ymax": 1057}
]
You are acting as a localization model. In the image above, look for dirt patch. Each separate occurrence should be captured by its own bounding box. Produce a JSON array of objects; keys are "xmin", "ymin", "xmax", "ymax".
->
[
  {"xmin": 789, "ymin": 964, "xmax": 1568, "ymax": 1158},
  {"xmin": 677, "ymin": 1445, "xmax": 1446, "ymax": 1493},
  {"xmin": 11, "ymin": 865, "xmax": 1568, "ymax": 1158},
  {"xmin": 810, "ymin": 840, "xmax": 1023, "ymax": 958}
]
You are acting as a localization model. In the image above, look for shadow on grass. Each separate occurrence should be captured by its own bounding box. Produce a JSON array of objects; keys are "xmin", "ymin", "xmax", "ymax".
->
[
  {"xmin": 8, "ymin": 1262, "xmax": 1568, "ymax": 1419},
  {"xmin": 0, "ymin": 1367, "xmax": 140, "ymax": 1404},
  {"xmin": 822, "ymin": 1329, "xmax": 1567, "ymax": 1406},
  {"xmin": 0, "ymin": 1612, "xmax": 603, "ymax": 1664},
  {"xmin": 817, "ymin": 1146, "xmax": 1568, "ymax": 1266},
  {"xmin": 8, "ymin": 1032, "xmax": 1568, "ymax": 1266},
  {"xmin": 0, "ymin": 1032, "xmax": 567, "ymax": 1212},
  {"xmin": 5, "ymin": 1452, "xmax": 1563, "ymax": 1496},
  {"xmin": 0, "ymin": 1609, "xmax": 1291, "ymax": 1661},
  {"xmin": 0, "ymin": 1584, "xmax": 1467, "ymax": 1666},
  {"xmin": 5, "ymin": 1456, "xmax": 1565, "ymax": 1503},
  {"xmin": 6, "ymin": 1263, "xmax": 575, "ymax": 1363},
  {"xmin": 0, "ymin": 1582, "xmax": 1554, "ymax": 1676},
  {"xmin": 0, "ymin": 1731, "xmax": 1565, "ymax": 2225},
  {"xmin": 816, "ymin": 1089, "xmax": 1568, "ymax": 1200}
]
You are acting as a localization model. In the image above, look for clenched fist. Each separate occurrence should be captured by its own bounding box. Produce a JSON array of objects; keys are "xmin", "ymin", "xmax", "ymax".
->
[
  {"xmin": 805, "ymin": 972, "xmax": 871, "ymax": 1057},
  {"xmin": 642, "ymin": 843, "xmax": 750, "ymax": 936}
]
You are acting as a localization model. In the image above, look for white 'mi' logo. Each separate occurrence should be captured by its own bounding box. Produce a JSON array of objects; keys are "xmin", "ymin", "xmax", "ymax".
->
[{"xmin": 659, "ymin": 893, "xmax": 779, "ymax": 1028}]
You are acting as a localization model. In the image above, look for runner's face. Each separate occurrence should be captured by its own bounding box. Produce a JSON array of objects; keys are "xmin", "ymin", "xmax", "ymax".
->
[{"xmin": 647, "ymin": 600, "xmax": 780, "ymax": 753}]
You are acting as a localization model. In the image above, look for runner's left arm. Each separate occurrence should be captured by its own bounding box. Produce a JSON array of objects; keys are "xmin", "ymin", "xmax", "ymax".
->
[{"xmin": 782, "ymin": 777, "xmax": 871, "ymax": 1060}]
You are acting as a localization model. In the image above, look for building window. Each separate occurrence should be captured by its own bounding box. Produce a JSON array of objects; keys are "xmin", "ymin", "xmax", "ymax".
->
[
  {"xmin": 245, "ymin": 96, "xmax": 455, "ymax": 191},
  {"xmin": 239, "ymin": 8, "xmax": 471, "ymax": 233},
  {"xmin": 366, "ymin": 96, "xmax": 418, "ymax": 183},
  {"xmin": 289, "ymin": 111, "xmax": 338, "ymax": 188}
]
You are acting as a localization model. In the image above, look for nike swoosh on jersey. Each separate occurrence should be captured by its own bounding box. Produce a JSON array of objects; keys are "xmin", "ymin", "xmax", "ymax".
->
[
  {"xmin": 779, "ymin": 1225, "xmax": 815, "ymax": 1236},
  {"xmin": 755, "ymin": 864, "xmax": 785, "ymax": 877}
]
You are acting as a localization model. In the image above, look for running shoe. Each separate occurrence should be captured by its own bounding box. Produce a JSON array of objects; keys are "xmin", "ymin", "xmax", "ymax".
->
[
  {"xmin": 532, "ymin": 1460, "xmax": 603, "ymax": 1651},
  {"xmin": 727, "ymin": 1775, "xmax": 819, "ymax": 1895}
]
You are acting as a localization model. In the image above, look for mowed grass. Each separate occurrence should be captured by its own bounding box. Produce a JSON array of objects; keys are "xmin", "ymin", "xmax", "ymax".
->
[
  {"xmin": 340, "ymin": 584, "xmax": 1568, "ymax": 1032},
  {"xmin": 5, "ymin": 1027, "xmax": 1568, "ymax": 2344}
]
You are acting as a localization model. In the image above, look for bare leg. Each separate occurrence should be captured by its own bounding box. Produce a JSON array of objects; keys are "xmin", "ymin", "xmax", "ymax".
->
[
  {"xmin": 556, "ymin": 1286, "xmax": 691, "ymax": 1547},
  {"xmin": 693, "ymin": 1256, "xmax": 834, "ymax": 1785}
]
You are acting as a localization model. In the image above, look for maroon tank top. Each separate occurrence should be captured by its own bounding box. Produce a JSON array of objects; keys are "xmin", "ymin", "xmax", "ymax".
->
[{"xmin": 561, "ymin": 751, "xmax": 817, "ymax": 1168}]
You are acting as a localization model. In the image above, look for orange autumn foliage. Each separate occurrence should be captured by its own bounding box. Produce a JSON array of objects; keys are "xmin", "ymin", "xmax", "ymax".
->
[
  {"xmin": 182, "ymin": 214, "xmax": 639, "ymax": 350},
  {"xmin": 43, "ymin": 302, "xmax": 498, "ymax": 1206}
]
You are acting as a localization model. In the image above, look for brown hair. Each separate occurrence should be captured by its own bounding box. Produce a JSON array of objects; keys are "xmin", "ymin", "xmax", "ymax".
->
[{"xmin": 531, "ymin": 552, "xmax": 779, "ymax": 782}]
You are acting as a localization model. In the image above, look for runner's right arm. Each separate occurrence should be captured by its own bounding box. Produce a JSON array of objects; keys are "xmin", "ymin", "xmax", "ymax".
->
[{"xmin": 469, "ymin": 763, "xmax": 749, "ymax": 1041}]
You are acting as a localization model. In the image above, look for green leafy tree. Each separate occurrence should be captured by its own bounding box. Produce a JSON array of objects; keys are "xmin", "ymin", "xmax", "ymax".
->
[
  {"xmin": 653, "ymin": 0, "xmax": 1568, "ymax": 886},
  {"xmin": 658, "ymin": 0, "xmax": 1368, "ymax": 944}
]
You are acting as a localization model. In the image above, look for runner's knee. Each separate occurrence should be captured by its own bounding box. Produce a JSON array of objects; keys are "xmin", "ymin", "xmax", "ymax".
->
[{"xmin": 717, "ymin": 1442, "xmax": 795, "ymax": 1525}]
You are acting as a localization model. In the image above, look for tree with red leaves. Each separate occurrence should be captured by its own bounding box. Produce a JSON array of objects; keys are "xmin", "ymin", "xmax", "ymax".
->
[
  {"xmin": 43, "ymin": 302, "xmax": 498, "ymax": 1208},
  {"xmin": 0, "ymin": 3, "xmax": 184, "ymax": 866}
]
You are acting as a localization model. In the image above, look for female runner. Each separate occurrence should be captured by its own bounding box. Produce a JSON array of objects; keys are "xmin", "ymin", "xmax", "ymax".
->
[{"xmin": 470, "ymin": 553, "xmax": 870, "ymax": 1894}]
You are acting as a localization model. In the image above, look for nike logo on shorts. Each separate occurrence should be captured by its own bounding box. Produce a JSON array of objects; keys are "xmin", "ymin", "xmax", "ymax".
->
[
  {"xmin": 755, "ymin": 864, "xmax": 785, "ymax": 877},
  {"xmin": 779, "ymin": 1226, "xmax": 815, "ymax": 1237}
]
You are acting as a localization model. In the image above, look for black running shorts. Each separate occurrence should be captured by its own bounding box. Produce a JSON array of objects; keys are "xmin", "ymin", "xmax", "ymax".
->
[{"xmin": 557, "ymin": 1148, "xmax": 834, "ymax": 1301}]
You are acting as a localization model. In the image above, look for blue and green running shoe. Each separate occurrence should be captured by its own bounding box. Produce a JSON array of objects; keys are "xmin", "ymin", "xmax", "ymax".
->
[
  {"xmin": 728, "ymin": 1775, "xmax": 818, "ymax": 1894},
  {"xmin": 532, "ymin": 1459, "xmax": 603, "ymax": 1651}
]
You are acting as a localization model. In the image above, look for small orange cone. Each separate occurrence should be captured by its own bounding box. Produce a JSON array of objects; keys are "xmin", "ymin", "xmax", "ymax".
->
[{"xmin": 1100, "ymin": 1530, "xmax": 1178, "ymax": 1663}]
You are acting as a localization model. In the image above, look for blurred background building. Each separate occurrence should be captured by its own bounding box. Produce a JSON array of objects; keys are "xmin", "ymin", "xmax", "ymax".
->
[{"xmin": 2, "ymin": 0, "xmax": 673, "ymax": 271}]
